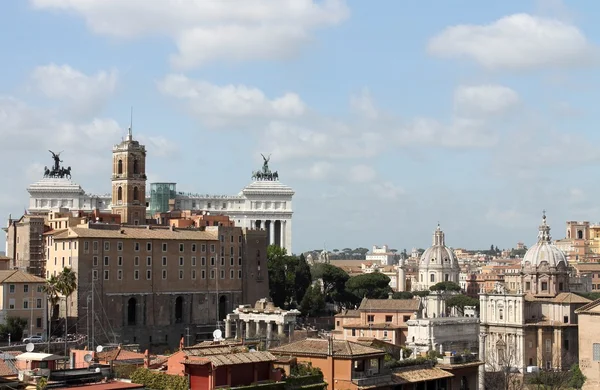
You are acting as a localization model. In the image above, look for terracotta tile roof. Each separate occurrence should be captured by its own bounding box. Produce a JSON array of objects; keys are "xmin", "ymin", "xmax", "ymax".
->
[
  {"xmin": 52, "ymin": 226, "xmax": 218, "ymax": 241},
  {"xmin": 97, "ymin": 348, "xmax": 145, "ymax": 362},
  {"xmin": 524, "ymin": 292, "xmax": 591, "ymax": 304},
  {"xmin": 345, "ymin": 322, "xmax": 405, "ymax": 330},
  {"xmin": 575, "ymin": 298, "xmax": 600, "ymax": 315},
  {"xmin": 335, "ymin": 310, "xmax": 360, "ymax": 318},
  {"xmin": 392, "ymin": 367, "xmax": 454, "ymax": 384},
  {"xmin": 184, "ymin": 345, "xmax": 248, "ymax": 357},
  {"xmin": 183, "ymin": 351, "xmax": 276, "ymax": 367},
  {"xmin": 0, "ymin": 270, "xmax": 45, "ymax": 284},
  {"xmin": 0, "ymin": 355, "xmax": 17, "ymax": 377},
  {"xmin": 269, "ymin": 338, "xmax": 384, "ymax": 358},
  {"xmin": 573, "ymin": 263, "xmax": 600, "ymax": 272},
  {"xmin": 358, "ymin": 298, "xmax": 420, "ymax": 312}
]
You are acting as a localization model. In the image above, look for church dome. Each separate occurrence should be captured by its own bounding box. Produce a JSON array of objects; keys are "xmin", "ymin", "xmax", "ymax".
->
[
  {"xmin": 522, "ymin": 213, "xmax": 567, "ymax": 269},
  {"xmin": 419, "ymin": 225, "xmax": 459, "ymax": 270}
]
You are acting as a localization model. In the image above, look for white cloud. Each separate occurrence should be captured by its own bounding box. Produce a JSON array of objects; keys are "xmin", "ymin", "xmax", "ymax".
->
[
  {"xmin": 137, "ymin": 135, "xmax": 179, "ymax": 158},
  {"xmin": 292, "ymin": 161, "xmax": 335, "ymax": 180},
  {"xmin": 158, "ymin": 74, "xmax": 306, "ymax": 127},
  {"xmin": 397, "ymin": 117, "xmax": 498, "ymax": 149},
  {"xmin": 30, "ymin": 64, "xmax": 117, "ymax": 115},
  {"xmin": 31, "ymin": 0, "xmax": 350, "ymax": 69},
  {"xmin": 453, "ymin": 85, "xmax": 519, "ymax": 116},
  {"xmin": 428, "ymin": 13, "xmax": 598, "ymax": 70},
  {"xmin": 347, "ymin": 164, "xmax": 376, "ymax": 183},
  {"xmin": 350, "ymin": 88, "xmax": 379, "ymax": 119},
  {"xmin": 372, "ymin": 182, "xmax": 405, "ymax": 200}
]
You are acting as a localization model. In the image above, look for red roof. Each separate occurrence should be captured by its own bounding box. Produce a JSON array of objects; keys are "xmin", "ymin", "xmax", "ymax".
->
[{"xmin": 65, "ymin": 382, "xmax": 143, "ymax": 390}]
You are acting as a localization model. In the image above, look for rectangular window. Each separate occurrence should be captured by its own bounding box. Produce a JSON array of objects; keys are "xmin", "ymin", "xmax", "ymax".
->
[
  {"xmin": 352, "ymin": 329, "xmax": 356, "ymax": 336},
  {"xmin": 238, "ymin": 269, "xmax": 242, "ymax": 279},
  {"xmin": 147, "ymin": 270, "xmax": 152, "ymax": 280},
  {"xmin": 201, "ymin": 257, "xmax": 206, "ymax": 266},
  {"xmin": 179, "ymin": 243, "xmax": 184, "ymax": 252},
  {"xmin": 545, "ymin": 339, "xmax": 551, "ymax": 352},
  {"xmin": 134, "ymin": 270, "xmax": 139, "ymax": 280},
  {"xmin": 147, "ymin": 257, "xmax": 152, "ymax": 266},
  {"xmin": 104, "ymin": 270, "xmax": 109, "ymax": 280},
  {"xmin": 8, "ymin": 299, "xmax": 14, "ymax": 309},
  {"xmin": 367, "ymin": 315, "xmax": 375, "ymax": 323},
  {"xmin": 564, "ymin": 316, "xmax": 569, "ymax": 324},
  {"xmin": 192, "ymin": 257, "xmax": 196, "ymax": 266},
  {"xmin": 23, "ymin": 285, "xmax": 29, "ymax": 293},
  {"xmin": 385, "ymin": 315, "xmax": 393, "ymax": 322},
  {"xmin": 541, "ymin": 282, "xmax": 548, "ymax": 291},
  {"xmin": 134, "ymin": 256, "xmax": 139, "ymax": 266},
  {"xmin": 238, "ymin": 257, "xmax": 242, "ymax": 266},
  {"xmin": 192, "ymin": 270, "xmax": 196, "ymax": 280},
  {"xmin": 134, "ymin": 242, "xmax": 140, "ymax": 252},
  {"xmin": 239, "ymin": 235, "xmax": 242, "ymax": 243},
  {"xmin": 162, "ymin": 270, "xmax": 167, "ymax": 280},
  {"xmin": 230, "ymin": 257, "xmax": 234, "ymax": 266},
  {"xmin": 220, "ymin": 257, "xmax": 225, "ymax": 266},
  {"xmin": 179, "ymin": 270, "xmax": 184, "ymax": 279},
  {"xmin": 36, "ymin": 318, "xmax": 42, "ymax": 328},
  {"xmin": 104, "ymin": 256, "xmax": 109, "ymax": 266},
  {"xmin": 191, "ymin": 244, "xmax": 196, "ymax": 252},
  {"xmin": 93, "ymin": 241, "xmax": 99, "ymax": 252},
  {"xmin": 202, "ymin": 270, "xmax": 206, "ymax": 279},
  {"xmin": 104, "ymin": 242, "xmax": 110, "ymax": 251},
  {"xmin": 220, "ymin": 269, "xmax": 225, "ymax": 279},
  {"xmin": 230, "ymin": 247, "xmax": 234, "ymax": 256},
  {"xmin": 117, "ymin": 270, "xmax": 123, "ymax": 280},
  {"xmin": 93, "ymin": 270, "xmax": 98, "ymax": 280},
  {"xmin": 210, "ymin": 244, "xmax": 215, "ymax": 253},
  {"xmin": 230, "ymin": 235, "xmax": 234, "ymax": 243},
  {"xmin": 84, "ymin": 241, "xmax": 89, "ymax": 252},
  {"xmin": 118, "ymin": 256, "xmax": 123, "ymax": 266},
  {"xmin": 162, "ymin": 257, "xmax": 167, "ymax": 266},
  {"xmin": 211, "ymin": 257, "xmax": 215, "ymax": 266},
  {"xmin": 37, "ymin": 285, "xmax": 43, "ymax": 293},
  {"xmin": 162, "ymin": 243, "xmax": 167, "ymax": 252},
  {"xmin": 230, "ymin": 269, "xmax": 234, "ymax": 279},
  {"xmin": 36, "ymin": 298, "xmax": 42, "ymax": 309},
  {"xmin": 220, "ymin": 235, "xmax": 224, "ymax": 243},
  {"xmin": 23, "ymin": 300, "xmax": 29, "ymax": 309},
  {"xmin": 117, "ymin": 242, "xmax": 123, "ymax": 251},
  {"xmin": 201, "ymin": 244, "xmax": 206, "ymax": 252},
  {"xmin": 147, "ymin": 242, "xmax": 152, "ymax": 251},
  {"xmin": 210, "ymin": 269, "xmax": 215, "ymax": 279},
  {"xmin": 179, "ymin": 257, "xmax": 184, "ymax": 266}
]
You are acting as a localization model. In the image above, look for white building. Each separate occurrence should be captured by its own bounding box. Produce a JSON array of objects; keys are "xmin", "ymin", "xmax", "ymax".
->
[
  {"xmin": 366, "ymin": 245, "xmax": 396, "ymax": 265},
  {"xmin": 413, "ymin": 225, "xmax": 460, "ymax": 291},
  {"xmin": 27, "ymin": 177, "xmax": 111, "ymax": 214}
]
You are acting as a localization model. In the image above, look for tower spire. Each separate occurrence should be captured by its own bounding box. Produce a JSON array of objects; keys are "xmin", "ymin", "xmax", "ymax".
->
[
  {"xmin": 538, "ymin": 210, "xmax": 551, "ymax": 243},
  {"xmin": 127, "ymin": 106, "xmax": 133, "ymax": 141}
]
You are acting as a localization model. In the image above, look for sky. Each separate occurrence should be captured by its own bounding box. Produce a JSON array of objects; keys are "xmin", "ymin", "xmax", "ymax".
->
[{"xmin": 2, "ymin": 0, "xmax": 600, "ymax": 254}]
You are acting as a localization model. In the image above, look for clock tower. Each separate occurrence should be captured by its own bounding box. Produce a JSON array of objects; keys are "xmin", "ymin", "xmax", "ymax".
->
[{"xmin": 111, "ymin": 126, "xmax": 147, "ymax": 224}]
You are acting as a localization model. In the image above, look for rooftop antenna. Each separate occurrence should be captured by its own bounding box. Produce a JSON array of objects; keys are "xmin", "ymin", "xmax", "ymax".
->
[{"xmin": 127, "ymin": 106, "xmax": 133, "ymax": 140}]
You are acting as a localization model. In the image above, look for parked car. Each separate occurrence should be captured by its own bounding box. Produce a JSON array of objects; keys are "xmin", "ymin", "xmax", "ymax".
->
[{"xmin": 22, "ymin": 336, "xmax": 43, "ymax": 343}]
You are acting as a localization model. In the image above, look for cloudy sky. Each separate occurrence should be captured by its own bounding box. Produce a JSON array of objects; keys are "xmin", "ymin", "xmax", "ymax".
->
[{"xmin": 2, "ymin": 0, "xmax": 600, "ymax": 254}]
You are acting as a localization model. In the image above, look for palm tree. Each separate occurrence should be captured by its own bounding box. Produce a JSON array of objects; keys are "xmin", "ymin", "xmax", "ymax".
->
[
  {"xmin": 57, "ymin": 267, "xmax": 77, "ymax": 354},
  {"xmin": 43, "ymin": 275, "xmax": 60, "ymax": 340}
]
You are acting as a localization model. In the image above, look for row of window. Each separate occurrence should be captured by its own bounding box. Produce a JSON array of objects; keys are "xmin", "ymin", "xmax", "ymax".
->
[
  {"xmin": 7, "ymin": 298, "xmax": 43, "ymax": 309},
  {"xmin": 420, "ymin": 274, "xmax": 452, "ymax": 283},
  {"xmin": 92, "ymin": 268, "xmax": 243, "ymax": 281},
  {"xmin": 92, "ymin": 256, "xmax": 243, "ymax": 267},
  {"xmin": 83, "ymin": 240, "xmax": 242, "ymax": 253},
  {"xmin": 365, "ymin": 315, "xmax": 411, "ymax": 323},
  {"xmin": 8, "ymin": 285, "xmax": 44, "ymax": 294}
]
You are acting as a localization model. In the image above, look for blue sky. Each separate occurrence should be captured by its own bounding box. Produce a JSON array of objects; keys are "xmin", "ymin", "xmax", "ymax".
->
[{"xmin": 2, "ymin": 0, "xmax": 600, "ymax": 254}]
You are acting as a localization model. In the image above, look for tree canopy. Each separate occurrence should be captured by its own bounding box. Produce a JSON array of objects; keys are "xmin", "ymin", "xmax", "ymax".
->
[
  {"xmin": 267, "ymin": 246, "xmax": 311, "ymax": 309},
  {"xmin": 446, "ymin": 294, "xmax": 480, "ymax": 315},
  {"xmin": 0, "ymin": 317, "xmax": 27, "ymax": 341},
  {"xmin": 345, "ymin": 272, "xmax": 392, "ymax": 302},
  {"xmin": 311, "ymin": 263, "xmax": 349, "ymax": 304},
  {"xmin": 299, "ymin": 285, "xmax": 326, "ymax": 317},
  {"xmin": 429, "ymin": 281, "xmax": 461, "ymax": 292}
]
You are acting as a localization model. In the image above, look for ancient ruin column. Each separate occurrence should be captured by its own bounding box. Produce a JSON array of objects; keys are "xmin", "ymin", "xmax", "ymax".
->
[
  {"xmin": 478, "ymin": 332, "xmax": 487, "ymax": 390},
  {"xmin": 225, "ymin": 319, "xmax": 232, "ymax": 339},
  {"xmin": 280, "ymin": 221, "xmax": 286, "ymax": 250},
  {"xmin": 245, "ymin": 320, "xmax": 251, "ymax": 339},
  {"xmin": 235, "ymin": 320, "xmax": 240, "ymax": 340},
  {"xmin": 277, "ymin": 323, "xmax": 285, "ymax": 336},
  {"xmin": 269, "ymin": 222, "xmax": 275, "ymax": 246},
  {"xmin": 537, "ymin": 328, "xmax": 544, "ymax": 366},
  {"xmin": 256, "ymin": 320, "xmax": 261, "ymax": 337},
  {"xmin": 266, "ymin": 322, "xmax": 273, "ymax": 349},
  {"xmin": 288, "ymin": 323, "xmax": 294, "ymax": 340}
]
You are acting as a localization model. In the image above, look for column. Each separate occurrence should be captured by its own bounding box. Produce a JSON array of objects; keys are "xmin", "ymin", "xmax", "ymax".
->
[
  {"xmin": 288, "ymin": 323, "xmax": 294, "ymax": 340},
  {"xmin": 277, "ymin": 323, "xmax": 285, "ymax": 336},
  {"xmin": 269, "ymin": 222, "xmax": 275, "ymax": 245},
  {"xmin": 235, "ymin": 320, "xmax": 240, "ymax": 340},
  {"xmin": 256, "ymin": 320, "xmax": 261, "ymax": 337},
  {"xmin": 478, "ymin": 332, "xmax": 487, "ymax": 390},
  {"xmin": 280, "ymin": 221, "xmax": 286, "ymax": 250},
  {"xmin": 225, "ymin": 319, "xmax": 231, "ymax": 339},
  {"xmin": 245, "ymin": 321, "xmax": 251, "ymax": 339},
  {"xmin": 537, "ymin": 328, "xmax": 543, "ymax": 367},
  {"xmin": 266, "ymin": 321, "xmax": 273, "ymax": 349}
]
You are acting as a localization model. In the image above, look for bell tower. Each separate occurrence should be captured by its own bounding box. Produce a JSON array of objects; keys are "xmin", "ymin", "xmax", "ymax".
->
[{"xmin": 111, "ymin": 125, "xmax": 147, "ymax": 224}]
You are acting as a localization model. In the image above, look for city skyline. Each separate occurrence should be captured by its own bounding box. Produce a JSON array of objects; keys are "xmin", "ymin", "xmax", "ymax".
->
[{"xmin": 2, "ymin": 0, "xmax": 600, "ymax": 253}]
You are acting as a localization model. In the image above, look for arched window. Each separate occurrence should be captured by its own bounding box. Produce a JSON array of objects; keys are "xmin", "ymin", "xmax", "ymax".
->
[
  {"xmin": 128, "ymin": 298, "xmax": 137, "ymax": 325},
  {"xmin": 445, "ymin": 274, "xmax": 449, "ymax": 282},
  {"xmin": 117, "ymin": 187, "xmax": 123, "ymax": 201},
  {"xmin": 430, "ymin": 274, "xmax": 435, "ymax": 283},
  {"xmin": 133, "ymin": 187, "xmax": 139, "ymax": 201},
  {"xmin": 578, "ymin": 230, "xmax": 583, "ymax": 239},
  {"xmin": 420, "ymin": 274, "xmax": 423, "ymax": 282},
  {"xmin": 133, "ymin": 159, "xmax": 139, "ymax": 174},
  {"xmin": 175, "ymin": 296, "xmax": 183, "ymax": 323},
  {"xmin": 499, "ymin": 308, "xmax": 504, "ymax": 320},
  {"xmin": 117, "ymin": 160, "xmax": 123, "ymax": 174}
]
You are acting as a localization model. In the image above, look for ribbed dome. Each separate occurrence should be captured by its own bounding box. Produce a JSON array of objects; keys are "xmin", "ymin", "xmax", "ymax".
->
[
  {"xmin": 419, "ymin": 225, "xmax": 459, "ymax": 270},
  {"xmin": 522, "ymin": 213, "xmax": 567, "ymax": 268}
]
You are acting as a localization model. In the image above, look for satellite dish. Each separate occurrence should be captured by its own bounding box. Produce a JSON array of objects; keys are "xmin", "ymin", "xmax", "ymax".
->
[
  {"xmin": 212, "ymin": 329, "xmax": 222, "ymax": 340},
  {"xmin": 96, "ymin": 345, "xmax": 103, "ymax": 353},
  {"xmin": 249, "ymin": 348, "xmax": 257, "ymax": 353},
  {"xmin": 84, "ymin": 353, "xmax": 93, "ymax": 363},
  {"xmin": 95, "ymin": 368, "xmax": 101, "ymax": 373},
  {"xmin": 26, "ymin": 343, "xmax": 34, "ymax": 352}
]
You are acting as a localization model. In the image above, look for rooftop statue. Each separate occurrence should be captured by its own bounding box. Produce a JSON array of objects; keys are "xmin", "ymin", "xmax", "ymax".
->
[
  {"xmin": 252, "ymin": 153, "xmax": 279, "ymax": 181},
  {"xmin": 44, "ymin": 150, "xmax": 71, "ymax": 179}
]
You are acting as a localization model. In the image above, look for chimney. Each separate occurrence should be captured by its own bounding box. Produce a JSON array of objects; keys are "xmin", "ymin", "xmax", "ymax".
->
[
  {"xmin": 327, "ymin": 336, "xmax": 333, "ymax": 357},
  {"xmin": 388, "ymin": 292, "xmax": 393, "ymax": 300}
]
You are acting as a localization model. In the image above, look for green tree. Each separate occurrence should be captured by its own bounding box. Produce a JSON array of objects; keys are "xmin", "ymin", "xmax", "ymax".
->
[
  {"xmin": 392, "ymin": 291, "xmax": 414, "ymax": 299},
  {"xmin": 0, "ymin": 317, "xmax": 28, "ymax": 341},
  {"xmin": 267, "ymin": 246, "xmax": 311, "ymax": 309},
  {"xmin": 345, "ymin": 272, "xmax": 392, "ymax": 301},
  {"xmin": 569, "ymin": 364, "xmax": 586, "ymax": 389},
  {"xmin": 57, "ymin": 267, "xmax": 77, "ymax": 336},
  {"xmin": 446, "ymin": 294, "xmax": 480, "ymax": 316},
  {"xmin": 299, "ymin": 285, "xmax": 326, "ymax": 317},
  {"xmin": 43, "ymin": 275, "xmax": 60, "ymax": 337},
  {"xmin": 429, "ymin": 281, "xmax": 461, "ymax": 292},
  {"xmin": 311, "ymin": 263, "xmax": 349, "ymax": 303}
]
